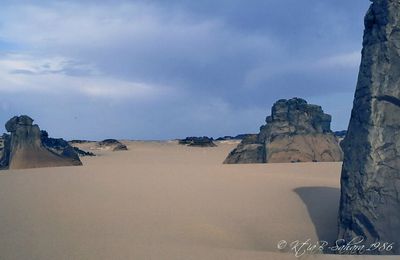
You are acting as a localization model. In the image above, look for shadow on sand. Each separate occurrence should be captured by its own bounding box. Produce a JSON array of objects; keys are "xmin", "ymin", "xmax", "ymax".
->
[{"xmin": 294, "ymin": 186, "xmax": 340, "ymax": 244}]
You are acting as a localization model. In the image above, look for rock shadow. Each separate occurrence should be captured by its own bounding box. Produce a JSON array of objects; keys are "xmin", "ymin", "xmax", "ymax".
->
[{"xmin": 294, "ymin": 186, "xmax": 340, "ymax": 244}]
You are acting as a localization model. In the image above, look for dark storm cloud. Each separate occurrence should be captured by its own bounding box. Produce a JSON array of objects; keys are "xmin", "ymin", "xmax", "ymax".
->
[{"xmin": 0, "ymin": 0, "xmax": 371, "ymax": 139}]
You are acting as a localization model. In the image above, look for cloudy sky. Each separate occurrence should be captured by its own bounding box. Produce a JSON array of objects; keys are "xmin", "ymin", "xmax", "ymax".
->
[{"xmin": 0, "ymin": 0, "xmax": 370, "ymax": 140}]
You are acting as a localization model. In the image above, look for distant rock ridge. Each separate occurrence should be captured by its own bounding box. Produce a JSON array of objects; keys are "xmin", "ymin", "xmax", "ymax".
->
[
  {"xmin": 215, "ymin": 134, "xmax": 253, "ymax": 141},
  {"xmin": 69, "ymin": 140, "xmax": 93, "ymax": 144},
  {"xmin": 224, "ymin": 98, "xmax": 343, "ymax": 164},
  {"xmin": 338, "ymin": 0, "xmax": 400, "ymax": 254},
  {"xmin": 179, "ymin": 136, "xmax": 217, "ymax": 147},
  {"xmin": 0, "ymin": 115, "xmax": 82, "ymax": 170}
]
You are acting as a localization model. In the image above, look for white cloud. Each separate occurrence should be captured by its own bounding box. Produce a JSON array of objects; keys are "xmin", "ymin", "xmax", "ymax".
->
[
  {"xmin": 0, "ymin": 53, "xmax": 170, "ymax": 100},
  {"xmin": 0, "ymin": 2, "xmax": 278, "ymax": 78},
  {"xmin": 318, "ymin": 51, "xmax": 361, "ymax": 68},
  {"xmin": 0, "ymin": 3, "xmax": 225, "ymax": 51}
]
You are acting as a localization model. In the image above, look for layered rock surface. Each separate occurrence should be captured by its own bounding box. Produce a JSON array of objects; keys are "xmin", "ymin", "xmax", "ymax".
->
[
  {"xmin": 338, "ymin": 0, "xmax": 400, "ymax": 254},
  {"xmin": 224, "ymin": 98, "xmax": 342, "ymax": 164},
  {"xmin": 0, "ymin": 116, "xmax": 82, "ymax": 170}
]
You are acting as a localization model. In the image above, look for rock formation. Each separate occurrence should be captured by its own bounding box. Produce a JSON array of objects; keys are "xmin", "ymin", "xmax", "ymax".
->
[
  {"xmin": 178, "ymin": 136, "xmax": 217, "ymax": 147},
  {"xmin": 41, "ymin": 131, "xmax": 95, "ymax": 157},
  {"xmin": 224, "ymin": 98, "xmax": 343, "ymax": 164},
  {"xmin": 0, "ymin": 115, "xmax": 82, "ymax": 170},
  {"xmin": 338, "ymin": 0, "xmax": 400, "ymax": 254},
  {"xmin": 97, "ymin": 139, "xmax": 128, "ymax": 151}
]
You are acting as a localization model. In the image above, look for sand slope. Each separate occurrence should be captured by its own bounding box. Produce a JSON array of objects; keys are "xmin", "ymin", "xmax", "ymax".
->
[{"xmin": 0, "ymin": 141, "xmax": 395, "ymax": 259}]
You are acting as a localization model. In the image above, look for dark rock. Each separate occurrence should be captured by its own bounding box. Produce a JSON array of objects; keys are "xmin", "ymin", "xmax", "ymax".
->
[
  {"xmin": 73, "ymin": 147, "xmax": 96, "ymax": 157},
  {"xmin": 178, "ymin": 136, "xmax": 216, "ymax": 147},
  {"xmin": 41, "ymin": 130, "xmax": 70, "ymax": 151},
  {"xmin": 98, "ymin": 139, "xmax": 120, "ymax": 145},
  {"xmin": 69, "ymin": 139, "xmax": 93, "ymax": 144},
  {"xmin": 0, "ymin": 135, "xmax": 4, "ymax": 154},
  {"xmin": 97, "ymin": 139, "xmax": 128, "ymax": 151},
  {"xmin": 40, "ymin": 132, "xmax": 95, "ymax": 157},
  {"xmin": 216, "ymin": 134, "xmax": 253, "ymax": 141},
  {"xmin": 0, "ymin": 115, "xmax": 82, "ymax": 170},
  {"xmin": 334, "ymin": 130, "xmax": 347, "ymax": 138},
  {"xmin": 338, "ymin": 0, "xmax": 400, "ymax": 255},
  {"xmin": 0, "ymin": 134, "xmax": 10, "ymax": 169},
  {"xmin": 113, "ymin": 143, "xmax": 128, "ymax": 151},
  {"xmin": 234, "ymin": 134, "xmax": 253, "ymax": 140},
  {"xmin": 216, "ymin": 136, "xmax": 234, "ymax": 141},
  {"xmin": 60, "ymin": 146, "xmax": 81, "ymax": 162},
  {"xmin": 224, "ymin": 98, "xmax": 343, "ymax": 164}
]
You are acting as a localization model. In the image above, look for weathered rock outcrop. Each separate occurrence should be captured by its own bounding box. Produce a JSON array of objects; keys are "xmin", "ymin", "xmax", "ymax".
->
[
  {"xmin": 179, "ymin": 136, "xmax": 217, "ymax": 147},
  {"xmin": 0, "ymin": 116, "xmax": 82, "ymax": 170},
  {"xmin": 338, "ymin": 0, "xmax": 400, "ymax": 254},
  {"xmin": 97, "ymin": 139, "xmax": 128, "ymax": 151},
  {"xmin": 224, "ymin": 98, "xmax": 343, "ymax": 164}
]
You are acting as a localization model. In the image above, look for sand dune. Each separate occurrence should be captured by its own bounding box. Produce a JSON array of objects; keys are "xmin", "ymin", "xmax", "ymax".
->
[{"xmin": 0, "ymin": 141, "xmax": 396, "ymax": 259}]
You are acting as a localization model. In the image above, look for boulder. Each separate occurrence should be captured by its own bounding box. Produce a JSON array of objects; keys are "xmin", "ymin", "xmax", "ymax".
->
[
  {"xmin": 97, "ymin": 139, "xmax": 128, "ymax": 151},
  {"xmin": 338, "ymin": 0, "xmax": 400, "ymax": 254},
  {"xmin": 224, "ymin": 98, "xmax": 343, "ymax": 164},
  {"xmin": 0, "ymin": 115, "xmax": 82, "ymax": 170}
]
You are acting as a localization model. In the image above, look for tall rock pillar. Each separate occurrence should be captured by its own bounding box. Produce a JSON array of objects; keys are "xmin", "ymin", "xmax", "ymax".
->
[{"xmin": 338, "ymin": 0, "xmax": 400, "ymax": 254}]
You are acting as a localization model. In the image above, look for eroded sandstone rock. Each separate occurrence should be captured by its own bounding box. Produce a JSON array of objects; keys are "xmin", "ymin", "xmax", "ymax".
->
[
  {"xmin": 0, "ymin": 115, "xmax": 82, "ymax": 170},
  {"xmin": 224, "ymin": 98, "xmax": 343, "ymax": 164}
]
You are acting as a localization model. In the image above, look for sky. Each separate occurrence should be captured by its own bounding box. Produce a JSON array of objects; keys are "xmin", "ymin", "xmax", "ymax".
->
[{"xmin": 0, "ymin": 0, "xmax": 371, "ymax": 140}]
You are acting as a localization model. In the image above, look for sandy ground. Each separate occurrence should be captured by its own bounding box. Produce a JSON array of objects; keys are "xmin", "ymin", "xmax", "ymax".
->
[{"xmin": 0, "ymin": 141, "xmax": 396, "ymax": 260}]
